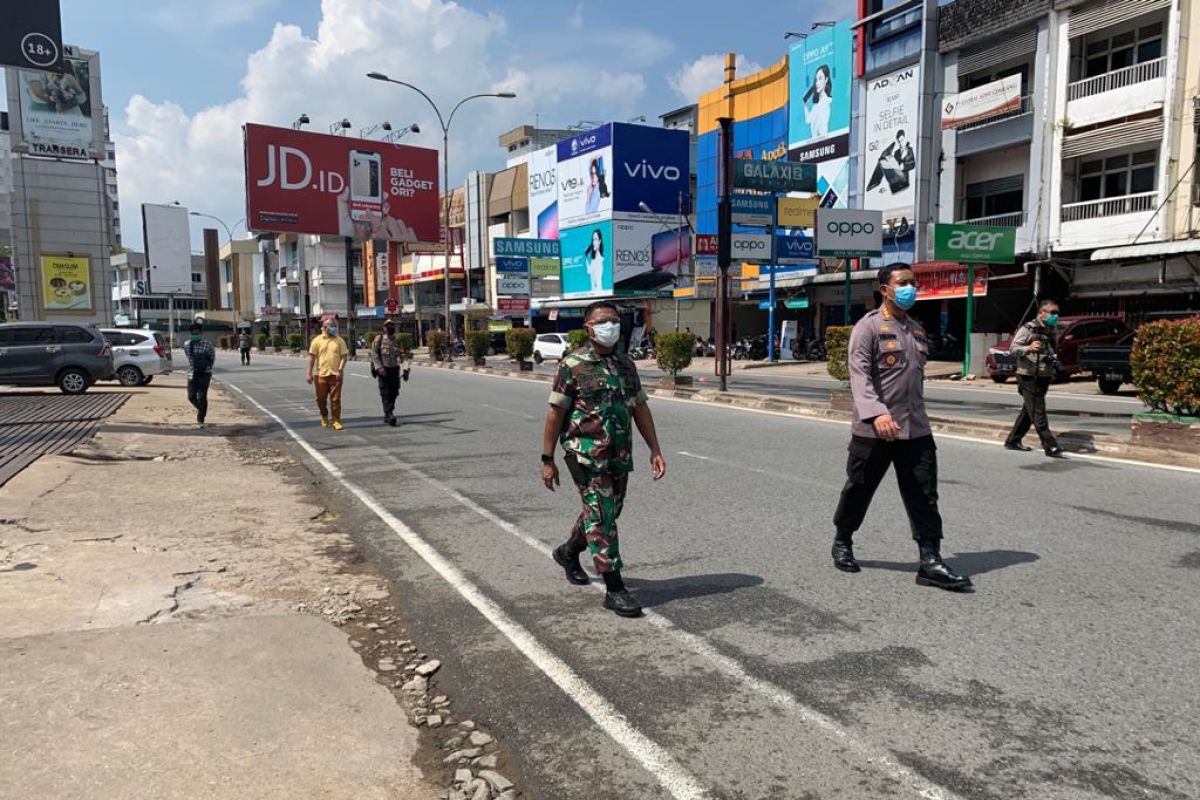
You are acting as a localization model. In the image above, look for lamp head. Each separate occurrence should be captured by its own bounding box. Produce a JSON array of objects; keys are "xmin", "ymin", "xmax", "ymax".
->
[{"xmin": 366, "ymin": 71, "xmax": 389, "ymax": 81}]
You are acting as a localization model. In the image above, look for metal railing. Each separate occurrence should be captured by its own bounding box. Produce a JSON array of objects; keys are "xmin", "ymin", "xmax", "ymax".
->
[
  {"xmin": 1067, "ymin": 58, "xmax": 1165, "ymax": 101},
  {"xmin": 1061, "ymin": 191, "xmax": 1157, "ymax": 222},
  {"xmin": 956, "ymin": 211, "xmax": 1025, "ymax": 228},
  {"xmin": 956, "ymin": 96, "xmax": 1032, "ymax": 131}
]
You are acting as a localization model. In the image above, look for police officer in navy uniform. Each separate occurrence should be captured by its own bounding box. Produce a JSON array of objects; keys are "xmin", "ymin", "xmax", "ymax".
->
[{"xmin": 831, "ymin": 264, "xmax": 972, "ymax": 591}]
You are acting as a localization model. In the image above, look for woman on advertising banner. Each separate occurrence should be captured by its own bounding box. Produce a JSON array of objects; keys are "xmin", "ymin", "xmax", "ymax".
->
[
  {"xmin": 803, "ymin": 64, "xmax": 833, "ymax": 139},
  {"xmin": 586, "ymin": 228, "xmax": 606, "ymax": 294},
  {"xmin": 585, "ymin": 157, "xmax": 609, "ymax": 215}
]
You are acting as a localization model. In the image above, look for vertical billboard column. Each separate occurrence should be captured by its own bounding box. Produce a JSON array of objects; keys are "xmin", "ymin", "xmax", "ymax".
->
[
  {"xmin": 862, "ymin": 66, "xmax": 920, "ymax": 265},
  {"xmin": 788, "ymin": 20, "xmax": 854, "ymax": 210}
]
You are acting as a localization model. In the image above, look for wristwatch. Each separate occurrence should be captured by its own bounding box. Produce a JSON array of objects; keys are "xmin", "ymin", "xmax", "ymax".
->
[{"xmin": 540, "ymin": 453, "xmax": 555, "ymax": 465}]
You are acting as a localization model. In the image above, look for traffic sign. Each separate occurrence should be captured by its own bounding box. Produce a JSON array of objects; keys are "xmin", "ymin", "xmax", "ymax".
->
[
  {"xmin": 493, "ymin": 237, "xmax": 560, "ymax": 258},
  {"xmin": 733, "ymin": 159, "xmax": 816, "ymax": 193},
  {"xmin": 495, "ymin": 256, "xmax": 530, "ymax": 275}
]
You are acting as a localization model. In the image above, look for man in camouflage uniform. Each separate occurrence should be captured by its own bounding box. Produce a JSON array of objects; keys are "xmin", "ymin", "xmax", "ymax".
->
[{"xmin": 541, "ymin": 301, "xmax": 667, "ymax": 617}]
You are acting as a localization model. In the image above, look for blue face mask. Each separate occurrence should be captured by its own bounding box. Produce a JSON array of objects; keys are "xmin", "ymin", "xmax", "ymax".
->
[
  {"xmin": 892, "ymin": 285, "xmax": 918, "ymax": 310},
  {"xmin": 1043, "ymin": 313, "xmax": 1059, "ymax": 327},
  {"xmin": 327, "ymin": 326, "xmax": 338, "ymax": 336}
]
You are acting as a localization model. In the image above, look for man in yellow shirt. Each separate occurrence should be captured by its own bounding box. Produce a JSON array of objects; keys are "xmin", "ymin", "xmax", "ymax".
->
[{"xmin": 306, "ymin": 317, "xmax": 350, "ymax": 430}]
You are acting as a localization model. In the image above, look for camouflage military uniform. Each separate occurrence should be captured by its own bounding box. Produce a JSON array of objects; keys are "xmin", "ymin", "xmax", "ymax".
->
[{"xmin": 549, "ymin": 342, "xmax": 649, "ymax": 574}]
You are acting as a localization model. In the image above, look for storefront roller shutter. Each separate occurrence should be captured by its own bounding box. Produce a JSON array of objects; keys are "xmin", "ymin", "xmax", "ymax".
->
[
  {"xmin": 1068, "ymin": 0, "xmax": 1170, "ymax": 38},
  {"xmin": 958, "ymin": 28, "xmax": 1038, "ymax": 76},
  {"xmin": 1060, "ymin": 117, "xmax": 1164, "ymax": 159}
]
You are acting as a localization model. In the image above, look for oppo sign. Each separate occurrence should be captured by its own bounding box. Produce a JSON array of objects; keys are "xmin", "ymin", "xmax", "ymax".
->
[
  {"xmin": 816, "ymin": 209, "xmax": 884, "ymax": 258},
  {"xmin": 731, "ymin": 233, "xmax": 771, "ymax": 262}
]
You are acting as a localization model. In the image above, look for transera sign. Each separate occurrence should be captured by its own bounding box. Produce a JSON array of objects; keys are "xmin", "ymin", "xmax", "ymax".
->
[
  {"xmin": 932, "ymin": 223, "xmax": 1016, "ymax": 264},
  {"xmin": 733, "ymin": 159, "xmax": 816, "ymax": 193},
  {"xmin": 493, "ymin": 237, "xmax": 561, "ymax": 258}
]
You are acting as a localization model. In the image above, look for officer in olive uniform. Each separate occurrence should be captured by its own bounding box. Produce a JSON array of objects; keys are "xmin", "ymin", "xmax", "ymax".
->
[
  {"xmin": 831, "ymin": 264, "xmax": 972, "ymax": 591},
  {"xmin": 540, "ymin": 300, "xmax": 667, "ymax": 618},
  {"xmin": 1005, "ymin": 300, "xmax": 1064, "ymax": 457},
  {"xmin": 369, "ymin": 321, "xmax": 411, "ymax": 426}
]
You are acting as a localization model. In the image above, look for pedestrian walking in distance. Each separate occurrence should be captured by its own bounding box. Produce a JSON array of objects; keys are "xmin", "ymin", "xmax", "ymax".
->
[
  {"xmin": 183, "ymin": 322, "xmax": 215, "ymax": 427},
  {"xmin": 1004, "ymin": 300, "xmax": 1064, "ymax": 458},
  {"xmin": 238, "ymin": 329, "xmax": 252, "ymax": 366},
  {"xmin": 370, "ymin": 321, "xmax": 410, "ymax": 426},
  {"xmin": 306, "ymin": 318, "xmax": 349, "ymax": 431},
  {"xmin": 832, "ymin": 264, "xmax": 972, "ymax": 591},
  {"xmin": 541, "ymin": 301, "xmax": 667, "ymax": 618}
]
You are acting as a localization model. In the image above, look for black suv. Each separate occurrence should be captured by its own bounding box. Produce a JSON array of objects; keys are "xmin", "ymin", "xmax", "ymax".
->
[{"xmin": 0, "ymin": 323, "xmax": 116, "ymax": 394}]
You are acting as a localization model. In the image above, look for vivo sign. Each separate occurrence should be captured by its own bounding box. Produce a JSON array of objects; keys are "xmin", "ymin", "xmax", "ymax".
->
[
  {"xmin": 623, "ymin": 159, "xmax": 681, "ymax": 181},
  {"xmin": 775, "ymin": 233, "xmax": 815, "ymax": 263}
]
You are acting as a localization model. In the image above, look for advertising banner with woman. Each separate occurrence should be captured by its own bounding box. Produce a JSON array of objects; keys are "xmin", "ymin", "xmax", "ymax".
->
[
  {"xmin": 788, "ymin": 20, "xmax": 853, "ymax": 209},
  {"xmin": 556, "ymin": 126, "xmax": 613, "ymax": 230},
  {"xmin": 560, "ymin": 222, "xmax": 612, "ymax": 297}
]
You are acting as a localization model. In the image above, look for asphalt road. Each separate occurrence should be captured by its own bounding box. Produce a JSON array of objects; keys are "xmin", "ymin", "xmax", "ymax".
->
[{"xmin": 219, "ymin": 354, "xmax": 1199, "ymax": 800}]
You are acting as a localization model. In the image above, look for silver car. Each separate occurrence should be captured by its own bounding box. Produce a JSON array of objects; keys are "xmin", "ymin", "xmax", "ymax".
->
[
  {"xmin": 100, "ymin": 328, "xmax": 172, "ymax": 386},
  {"xmin": 0, "ymin": 322, "xmax": 116, "ymax": 394}
]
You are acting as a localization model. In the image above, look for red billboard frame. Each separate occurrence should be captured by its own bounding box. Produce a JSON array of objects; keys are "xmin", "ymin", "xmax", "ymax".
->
[{"xmin": 243, "ymin": 123, "xmax": 439, "ymax": 243}]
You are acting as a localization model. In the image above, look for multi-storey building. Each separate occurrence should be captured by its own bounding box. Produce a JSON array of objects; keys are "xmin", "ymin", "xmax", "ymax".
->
[{"xmin": 110, "ymin": 250, "xmax": 209, "ymax": 328}]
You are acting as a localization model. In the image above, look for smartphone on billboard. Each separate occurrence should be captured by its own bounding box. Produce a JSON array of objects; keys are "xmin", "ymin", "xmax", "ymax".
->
[
  {"xmin": 537, "ymin": 201, "xmax": 559, "ymax": 240},
  {"xmin": 651, "ymin": 227, "xmax": 691, "ymax": 273},
  {"xmin": 349, "ymin": 149, "xmax": 383, "ymax": 220}
]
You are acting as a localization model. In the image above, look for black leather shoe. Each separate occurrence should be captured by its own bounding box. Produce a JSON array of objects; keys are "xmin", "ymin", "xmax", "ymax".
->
[
  {"xmin": 603, "ymin": 589, "xmax": 644, "ymax": 617},
  {"xmin": 1004, "ymin": 441, "xmax": 1033, "ymax": 451},
  {"xmin": 1045, "ymin": 446, "xmax": 1065, "ymax": 458},
  {"xmin": 552, "ymin": 544, "xmax": 590, "ymax": 585},
  {"xmin": 916, "ymin": 555, "xmax": 973, "ymax": 591},
  {"xmin": 832, "ymin": 542, "xmax": 861, "ymax": 573},
  {"xmin": 385, "ymin": 415, "xmax": 397, "ymax": 426}
]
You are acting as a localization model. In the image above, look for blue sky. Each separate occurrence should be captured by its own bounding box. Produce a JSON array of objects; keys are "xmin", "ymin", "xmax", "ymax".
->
[{"xmin": 49, "ymin": 0, "xmax": 847, "ymax": 247}]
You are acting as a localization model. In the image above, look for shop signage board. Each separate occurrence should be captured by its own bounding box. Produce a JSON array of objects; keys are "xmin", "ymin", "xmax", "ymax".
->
[
  {"xmin": 932, "ymin": 223, "xmax": 1016, "ymax": 264},
  {"xmin": 497, "ymin": 297, "xmax": 530, "ymax": 313},
  {"xmin": 776, "ymin": 196, "xmax": 819, "ymax": 228},
  {"xmin": 529, "ymin": 257, "xmax": 559, "ymax": 278},
  {"xmin": 785, "ymin": 297, "xmax": 810, "ymax": 309},
  {"xmin": 733, "ymin": 159, "xmax": 817, "ymax": 193},
  {"xmin": 913, "ymin": 263, "xmax": 989, "ymax": 300},
  {"xmin": 496, "ymin": 276, "xmax": 531, "ymax": 295},
  {"xmin": 816, "ymin": 208, "xmax": 883, "ymax": 257},
  {"xmin": 495, "ymin": 256, "xmax": 529, "ymax": 275},
  {"xmin": 774, "ymin": 232, "xmax": 816, "ymax": 263},
  {"xmin": 731, "ymin": 195, "xmax": 774, "ymax": 227},
  {"xmin": 730, "ymin": 232, "xmax": 772, "ymax": 263},
  {"xmin": 695, "ymin": 233, "xmax": 719, "ymax": 256},
  {"xmin": 494, "ymin": 237, "xmax": 560, "ymax": 258},
  {"xmin": 941, "ymin": 74, "xmax": 1023, "ymax": 129}
]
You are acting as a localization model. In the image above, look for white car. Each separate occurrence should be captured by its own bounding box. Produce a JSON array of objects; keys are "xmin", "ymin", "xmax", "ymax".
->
[
  {"xmin": 101, "ymin": 328, "xmax": 172, "ymax": 386},
  {"xmin": 532, "ymin": 333, "xmax": 569, "ymax": 363}
]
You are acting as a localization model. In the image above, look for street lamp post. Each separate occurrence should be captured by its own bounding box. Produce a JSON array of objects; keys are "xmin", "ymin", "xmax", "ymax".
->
[
  {"xmin": 367, "ymin": 72, "xmax": 514, "ymax": 351},
  {"xmin": 638, "ymin": 198, "xmax": 695, "ymax": 332}
]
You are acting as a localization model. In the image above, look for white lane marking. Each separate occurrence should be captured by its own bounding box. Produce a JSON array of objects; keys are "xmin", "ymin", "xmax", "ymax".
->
[
  {"xmin": 481, "ymin": 402, "xmax": 537, "ymax": 421},
  {"xmin": 677, "ymin": 450, "xmax": 843, "ymax": 489},
  {"xmin": 223, "ymin": 381, "xmax": 711, "ymax": 800},
  {"xmin": 356, "ymin": 448, "xmax": 964, "ymax": 800},
  {"xmin": 401, "ymin": 366, "xmax": 1200, "ymax": 476}
]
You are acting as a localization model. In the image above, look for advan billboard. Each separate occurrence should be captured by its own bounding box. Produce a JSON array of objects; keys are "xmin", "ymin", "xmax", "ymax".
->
[
  {"xmin": 862, "ymin": 66, "xmax": 920, "ymax": 226},
  {"xmin": 244, "ymin": 123, "xmax": 439, "ymax": 242}
]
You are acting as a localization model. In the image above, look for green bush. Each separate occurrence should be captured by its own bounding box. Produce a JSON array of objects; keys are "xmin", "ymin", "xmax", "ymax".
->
[
  {"xmin": 465, "ymin": 331, "xmax": 490, "ymax": 360},
  {"xmin": 396, "ymin": 333, "xmax": 414, "ymax": 358},
  {"xmin": 825, "ymin": 325, "xmax": 852, "ymax": 382},
  {"xmin": 366, "ymin": 330, "xmax": 381, "ymax": 347},
  {"xmin": 1132, "ymin": 318, "xmax": 1200, "ymax": 417},
  {"xmin": 255, "ymin": 333, "xmax": 268, "ymax": 351},
  {"xmin": 506, "ymin": 328, "xmax": 536, "ymax": 362},
  {"xmin": 270, "ymin": 333, "xmax": 283, "ymax": 351},
  {"xmin": 655, "ymin": 331, "xmax": 695, "ymax": 377},
  {"xmin": 567, "ymin": 328, "xmax": 590, "ymax": 352},
  {"xmin": 427, "ymin": 330, "xmax": 448, "ymax": 360},
  {"xmin": 287, "ymin": 332, "xmax": 303, "ymax": 351}
]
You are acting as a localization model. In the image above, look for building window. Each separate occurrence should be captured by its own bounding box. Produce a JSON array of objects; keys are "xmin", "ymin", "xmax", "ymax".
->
[
  {"xmin": 1078, "ymin": 149, "xmax": 1157, "ymax": 202},
  {"xmin": 962, "ymin": 63, "xmax": 1031, "ymax": 92},
  {"xmin": 964, "ymin": 176, "xmax": 1024, "ymax": 220},
  {"xmin": 191, "ymin": 272, "xmax": 203, "ymax": 284},
  {"xmin": 1084, "ymin": 22, "xmax": 1163, "ymax": 78}
]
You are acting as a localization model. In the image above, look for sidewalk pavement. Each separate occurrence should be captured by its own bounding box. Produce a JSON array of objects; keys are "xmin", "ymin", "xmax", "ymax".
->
[{"xmin": 0, "ymin": 375, "xmax": 439, "ymax": 800}]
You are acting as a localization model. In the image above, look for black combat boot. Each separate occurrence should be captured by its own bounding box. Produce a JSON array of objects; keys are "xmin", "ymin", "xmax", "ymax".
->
[
  {"xmin": 916, "ymin": 542, "xmax": 973, "ymax": 591},
  {"xmin": 552, "ymin": 542, "xmax": 590, "ymax": 585},
  {"xmin": 832, "ymin": 534, "xmax": 861, "ymax": 573},
  {"xmin": 601, "ymin": 571, "xmax": 643, "ymax": 617}
]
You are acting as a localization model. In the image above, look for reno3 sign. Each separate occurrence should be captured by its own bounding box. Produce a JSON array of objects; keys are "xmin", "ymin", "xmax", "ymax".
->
[
  {"xmin": 554, "ymin": 122, "xmax": 689, "ymax": 229},
  {"xmin": 244, "ymin": 122, "xmax": 439, "ymax": 242}
]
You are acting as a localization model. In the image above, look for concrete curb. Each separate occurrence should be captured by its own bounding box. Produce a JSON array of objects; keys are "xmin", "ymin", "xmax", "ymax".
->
[{"xmin": 413, "ymin": 359, "xmax": 1200, "ymax": 470}]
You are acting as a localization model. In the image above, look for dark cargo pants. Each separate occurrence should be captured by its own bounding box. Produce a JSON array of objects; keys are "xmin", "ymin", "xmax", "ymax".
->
[
  {"xmin": 376, "ymin": 367, "xmax": 401, "ymax": 418},
  {"xmin": 833, "ymin": 435, "xmax": 943, "ymax": 542},
  {"xmin": 564, "ymin": 454, "xmax": 629, "ymax": 574},
  {"xmin": 1007, "ymin": 375, "xmax": 1058, "ymax": 451}
]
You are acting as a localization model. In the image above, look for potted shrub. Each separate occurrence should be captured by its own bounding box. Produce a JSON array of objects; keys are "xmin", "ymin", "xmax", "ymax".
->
[
  {"xmin": 824, "ymin": 325, "xmax": 853, "ymax": 412},
  {"xmin": 271, "ymin": 333, "xmax": 283, "ymax": 352},
  {"xmin": 426, "ymin": 330, "xmax": 448, "ymax": 362},
  {"xmin": 506, "ymin": 328, "xmax": 537, "ymax": 371},
  {"xmin": 366, "ymin": 330, "xmax": 381, "ymax": 348},
  {"xmin": 566, "ymin": 328, "xmax": 590, "ymax": 353},
  {"xmin": 287, "ymin": 332, "xmax": 303, "ymax": 353},
  {"xmin": 465, "ymin": 331, "xmax": 490, "ymax": 366},
  {"xmin": 655, "ymin": 331, "xmax": 695, "ymax": 387},
  {"xmin": 1130, "ymin": 318, "xmax": 1200, "ymax": 453},
  {"xmin": 396, "ymin": 332, "xmax": 414, "ymax": 359},
  {"xmin": 255, "ymin": 333, "xmax": 268, "ymax": 352}
]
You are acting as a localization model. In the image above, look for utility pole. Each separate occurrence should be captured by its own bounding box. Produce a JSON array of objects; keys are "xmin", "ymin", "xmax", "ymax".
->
[
  {"xmin": 345, "ymin": 236, "xmax": 356, "ymax": 357},
  {"xmin": 716, "ymin": 116, "xmax": 734, "ymax": 393},
  {"xmin": 676, "ymin": 191, "xmax": 684, "ymax": 332}
]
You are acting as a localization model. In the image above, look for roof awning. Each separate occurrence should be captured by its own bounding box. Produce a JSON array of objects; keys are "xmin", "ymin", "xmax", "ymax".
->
[
  {"xmin": 1091, "ymin": 239, "xmax": 1200, "ymax": 261},
  {"xmin": 488, "ymin": 166, "xmax": 518, "ymax": 216}
]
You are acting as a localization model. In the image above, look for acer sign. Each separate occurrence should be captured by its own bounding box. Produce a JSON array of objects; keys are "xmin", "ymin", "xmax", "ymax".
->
[
  {"xmin": 244, "ymin": 122, "xmax": 439, "ymax": 242},
  {"xmin": 554, "ymin": 121, "xmax": 689, "ymax": 228},
  {"xmin": 932, "ymin": 223, "xmax": 1016, "ymax": 264}
]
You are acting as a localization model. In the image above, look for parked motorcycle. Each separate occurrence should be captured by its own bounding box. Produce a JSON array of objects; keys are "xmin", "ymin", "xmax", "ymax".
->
[{"xmin": 805, "ymin": 338, "xmax": 827, "ymax": 362}]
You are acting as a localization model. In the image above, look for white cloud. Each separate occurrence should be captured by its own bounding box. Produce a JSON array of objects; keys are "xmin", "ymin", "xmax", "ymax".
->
[
  {"xmin": 153, "ymin": 0, "xmax": 280, "ymax": 32},
  {"xmin": 113, "ymin": 0, "xmax": 648, "ymax": 248},
  {"xmin": 668, "ymin": 53, "xmax": 764, "ymax": 103},
  {"xmin": 569, "ymin": 3, "xmax": 584, "ymax": 30}
]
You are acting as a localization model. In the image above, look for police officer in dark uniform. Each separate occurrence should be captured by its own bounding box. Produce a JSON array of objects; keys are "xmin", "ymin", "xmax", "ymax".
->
[
  {"xmin": 1004, "ymin": 300, "xmax": 1064, "ymax": 457},
  {"xmin": 831, "ymin": 264, "xmax": 972, "ymax": 591}
]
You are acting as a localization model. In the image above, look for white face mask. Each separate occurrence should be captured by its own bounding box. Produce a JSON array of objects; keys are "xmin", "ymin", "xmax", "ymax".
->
[{"xmin": 591, "ymin": 321, "xmax": 620, "ymax": 347}]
